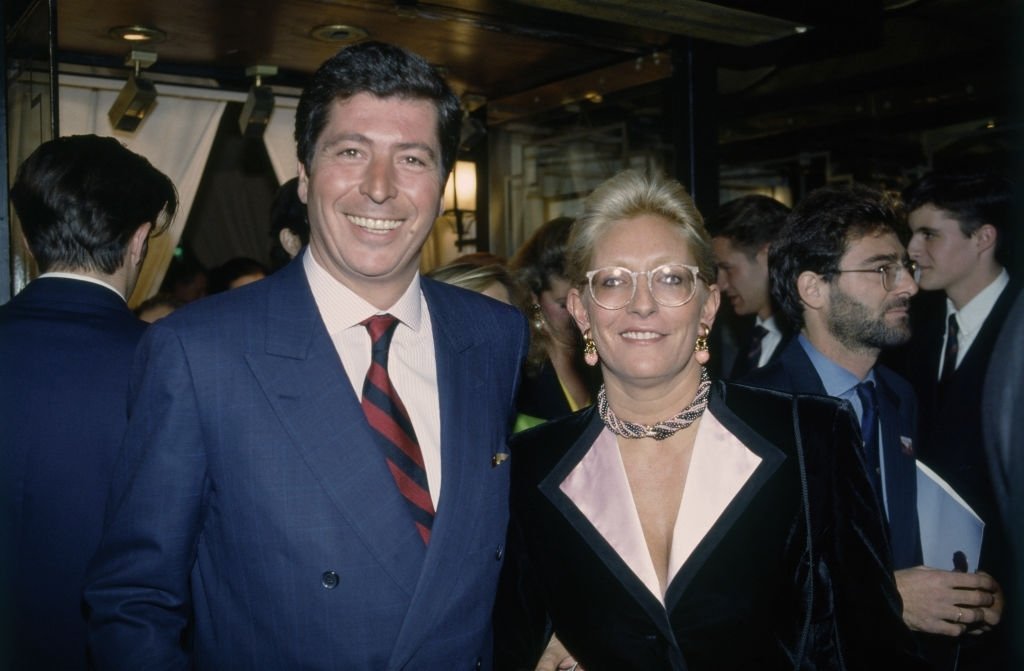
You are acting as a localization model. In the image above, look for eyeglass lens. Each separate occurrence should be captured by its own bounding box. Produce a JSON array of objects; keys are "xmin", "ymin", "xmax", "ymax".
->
[{"xmin": 590, "ymin": 265, "xmax": 697, "ymax": 309}]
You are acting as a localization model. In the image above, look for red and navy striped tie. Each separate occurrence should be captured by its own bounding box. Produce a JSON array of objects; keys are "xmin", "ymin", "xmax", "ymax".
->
[{"xmin": 361, "ymin": 314, "xmax": 434, "ymax": 543}]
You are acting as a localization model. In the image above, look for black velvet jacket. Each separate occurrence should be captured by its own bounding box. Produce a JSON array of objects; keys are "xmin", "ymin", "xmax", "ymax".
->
[{"xmin": 494, "ymin": 381, "xmax": 927, "ymax": 670}]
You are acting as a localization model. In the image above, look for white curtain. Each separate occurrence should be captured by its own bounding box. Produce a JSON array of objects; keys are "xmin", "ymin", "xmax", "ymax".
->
[
  {"xmin": 58, "ymin": 75, "xmax": 228, "ymax": 305},
  {"xmin": 263, "ymin": 97, "xmax": 299, "ymax": 184}
]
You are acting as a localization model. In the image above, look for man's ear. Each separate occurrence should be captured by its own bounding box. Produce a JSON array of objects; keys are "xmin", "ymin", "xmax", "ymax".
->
[
  {"xmin": 566, "ymin": 288, "xmax": 590, "ymax": 335},
  {"xmin": 973, "ymin": 223, "xmax": 997, "ymax": 255},
  {"xmin": 128, "ymin": 222, "xmax": 153, "ymax": 268},
  {"xmin": 297, "ymin": 163, "xmax": 309, "ymax": 204},
  {"xmin": 755, "ymin": 243, "xmax": 770, "ymax": 267},
  {"xmin": 279, "ymin": 229, "xmax": 303, "ymax": 258},
  {"xmin": 797, "ymin": 270, "xmax": 827, "ymax": 311}
]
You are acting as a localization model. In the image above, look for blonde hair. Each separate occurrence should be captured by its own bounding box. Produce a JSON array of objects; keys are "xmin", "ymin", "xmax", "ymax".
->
[{"xmin": 566, "ymin": 169, "xmax": 715, "ymax": 288}]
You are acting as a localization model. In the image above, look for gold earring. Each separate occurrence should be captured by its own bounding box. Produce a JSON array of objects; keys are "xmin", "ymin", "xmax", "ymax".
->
[
  {"xmin": 531, "ymin": 304, "xmax": 544, "ymax": 332},
  {"xmin": 583, "ymin": 329, "xmax": 599, "ymax": 366},
  {"xmin": 694, "ymin": 323, "xmax": 710, "ymax": 365}
]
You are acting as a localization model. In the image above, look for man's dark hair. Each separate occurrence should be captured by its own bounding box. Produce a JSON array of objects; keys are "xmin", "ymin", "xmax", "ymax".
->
[
  {"xmin": 10, "ymin": 135, "xmax": 177, "ymax": 274},
  {"xmin": 268, "ymin": 177, "xmax": 309, "ymax": 269},
  {"xmin": 708, "ymin": 194, "xmax": 790, "ymax": 257},
  {"xmin": 902, "ymin": 171, "xmax": 1014, "ymax": 266},
  {"xmin": 769, "ymin": 183, "xmax": 905, "ymax": 329},
  {"xmin": 294, "ymin": 41, "xmax": 462, "ymax": 178}
]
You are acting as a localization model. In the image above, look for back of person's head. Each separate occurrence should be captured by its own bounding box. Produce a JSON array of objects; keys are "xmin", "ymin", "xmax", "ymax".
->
[
  {"xmin": 207, "ymin": 256, "xmax": 269, "ymax": 294},
  {"xmin": 295, "ymin": 41, "xmax": 462, "ymax": 178},
  {"xmin": 269, "ymin": 177, "xmax": 309, "ymax": 269},
  {"xmin": 510, "ymin": 216, "xmax": 576, "ymax": 297},
  {"xmin": 709, "ymin": 194, "xmax": 790, "ymax": 256},
  {"xmin": 902, "ymin": 171, "xmax": 1014, "ymax": 266},
  {"xmin": 427, "ymin": 256, "xmax": 522, "ymax": 306},
  {"xmin": 770, "ymin": 183, "xmax": 904, "ymax": 329},
  {"xmin": 565, "ymin": 169, "xmax": 715, "ymax": 290},
  {"xmin": 10, "ymin": 134, "xmax": 177, "ymax": 274}
]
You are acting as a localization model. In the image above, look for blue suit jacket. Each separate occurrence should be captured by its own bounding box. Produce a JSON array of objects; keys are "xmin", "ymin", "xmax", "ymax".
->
[
  {"xmin": 84, "ymin": 259, "xmax": 529, "ymax": 670},
  {"xmin": 744, "ymin": 338, "xmax": 923, "ymax": 569},
  {"xmin": 1, "ymin": 278, "xmax": 146, "ymax": 670}
]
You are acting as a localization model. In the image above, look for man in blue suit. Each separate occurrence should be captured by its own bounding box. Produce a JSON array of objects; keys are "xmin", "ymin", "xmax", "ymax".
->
[
  {"xmin": 1, "ymin": 135, "xmax": 177, "ymax": 669},
  {"xmin": 744, "ymin": 183, "xmax": 1003, "ymax": 652},
  {"xmin": 84, "ymin": 42, "xmax": 529, "ymax": 670}
]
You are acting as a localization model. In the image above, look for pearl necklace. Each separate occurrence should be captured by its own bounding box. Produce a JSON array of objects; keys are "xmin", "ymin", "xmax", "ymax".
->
[{"xmin": 597, "ymin": 366, "xmax": 711, "ymax": 441}]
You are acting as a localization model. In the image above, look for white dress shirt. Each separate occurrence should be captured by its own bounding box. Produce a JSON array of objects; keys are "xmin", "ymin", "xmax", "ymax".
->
[
  {"xmin": 303, "ymin": 250, "xmax": 442, "ymax": 507},
  {"xmin": 940, "ymin": 269, "xmax": 1010, "ymax": 377}
]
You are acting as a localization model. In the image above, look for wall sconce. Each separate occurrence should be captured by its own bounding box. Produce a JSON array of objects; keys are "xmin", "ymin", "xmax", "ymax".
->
[
  {"xmin": 443, "ymin": 160, "xmax": 477, "ymax": 250},
  {"xmin": 108, "ymin": 50, "xmax": 158, "ymax": 132},
  {"xmin": 239, "ymin": 65, "xmax": 278, "ymax": 138}
]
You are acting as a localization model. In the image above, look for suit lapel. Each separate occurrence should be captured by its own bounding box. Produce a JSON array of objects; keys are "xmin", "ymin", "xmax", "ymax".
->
[
  {"xmin": 244, "ymin": 263, "xmax": 427, "ymax": 598},
  {"xmin": 875, "ymin": 371, "xmax": 923, "ymax": 567},
  {"xmin": 387, "ymin": 280, "xmax": 498, "ymax": 668}
]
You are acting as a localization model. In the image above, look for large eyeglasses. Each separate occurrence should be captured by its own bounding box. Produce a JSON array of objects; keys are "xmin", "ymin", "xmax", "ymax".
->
[
  {"xmin": 585, "ymin": 263, "xmax": 701, "ymax": 310},
  {"xmin": 834, "ymin": 258, "xmax": 918, "ymax": 291}
]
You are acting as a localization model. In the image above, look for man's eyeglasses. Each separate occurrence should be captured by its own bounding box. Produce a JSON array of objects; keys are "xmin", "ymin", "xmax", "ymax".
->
[
  {"xmin": 833, "ymin": 259, "xmax": 918, "ymax": 291},
  {"xmin": 585, "ymin": 264, "xmax": 701, "ymax": 310}
]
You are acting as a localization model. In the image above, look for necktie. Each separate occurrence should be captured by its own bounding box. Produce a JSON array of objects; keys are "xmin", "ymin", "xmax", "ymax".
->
[
  {"xmin": 730, "ymin": 325, "xmax": 768, "ymax": 378},
  {"xmin": 940, "ymin": 313, "xmax": 959, "ymax": 385},
  {"xmin": 854, "ymin": 381, "xmax": 885, "ymax": 505},
  {"xmin": 361, "ymin": 314, "xmax": 434, "ymax": 543}
]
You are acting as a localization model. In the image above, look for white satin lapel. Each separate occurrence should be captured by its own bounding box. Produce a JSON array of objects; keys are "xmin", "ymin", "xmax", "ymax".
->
[
  {"xmin": 560, "ymin": 416, "xmax": 761, "ymax": 604},
  {"xmin": 668, "ymin": 412, "xmax": 761, "ymax": 580}
]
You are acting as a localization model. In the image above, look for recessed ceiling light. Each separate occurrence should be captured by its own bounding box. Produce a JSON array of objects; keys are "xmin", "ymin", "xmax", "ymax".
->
[
  {"xmin": 108, "ymin": 25, "xmax": 167, "ymax": 44},
  {"xmin": 310, "ymin": 24, "xmax": 369, "ymax": 44}
]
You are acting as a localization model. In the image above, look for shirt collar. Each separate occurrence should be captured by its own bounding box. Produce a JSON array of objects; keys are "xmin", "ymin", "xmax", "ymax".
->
[
  {"xmin": 302, "ymin": 248, "xmax": 423, "ymax": 335},
  {"xmin": 797, "ymin": 333, "xmax": 876, "ymax": 399},
  {"xmin": 755, "ymin": 314, "xmax": 780, "ymax": 336},
  {"xmin": 38, "ymin": 271, "xmax": 126, "ymax": 301},
  {"xmin": 946, "ymin": 268, "xmax": 1009, "ymax": 337}
]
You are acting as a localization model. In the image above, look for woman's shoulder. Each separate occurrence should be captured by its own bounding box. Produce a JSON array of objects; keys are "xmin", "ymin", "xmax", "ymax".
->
[{"xmin": 508, "ymin": 406, "xmax": 598, "ymax": 474}]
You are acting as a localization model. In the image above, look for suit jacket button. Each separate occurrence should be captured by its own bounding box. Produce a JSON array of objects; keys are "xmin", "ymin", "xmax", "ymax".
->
[
  {"xmin": 495, "ymin": 544, "xmax": 504, "ymax": 561},
  {"xmin": 321, "ymin": 570, "xmax": 339, "ymax": 589},
  {"xmin": 475, "ymin": 657, "xmax": 482, "ymax": 670}
]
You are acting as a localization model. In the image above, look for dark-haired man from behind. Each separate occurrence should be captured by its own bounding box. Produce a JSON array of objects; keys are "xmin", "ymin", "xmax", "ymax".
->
[
  {"xmin": 84, "ymin": 41, "xmax": 528, "ymax": 669},
  {"xmin": 745, "ymin": 183, "xmax": 1003, "ymax": 663},
  {"xmin": 708, "ymin": 194, "xmax": 792, "ymax": 379},
  {"xmin": 0, "ymin": 134, "xmax": 176, "ymax": 669},
  {"xmin": 900, "ymin": 171, "xmax": 1018, "ymax": 670}
]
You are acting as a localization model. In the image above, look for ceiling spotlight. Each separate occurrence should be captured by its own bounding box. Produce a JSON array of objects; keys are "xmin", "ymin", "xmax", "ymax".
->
[
  {"xmin": 239, "ymin": 65, "xmax": 278, "ymax": 138},
  {"xmin": 108, "ymin": 25, "xmax": 167, "ymax": 43},
  {"xmin": 310, "ymin": 24, "xmax": 369, "ymax": 45},
  {"xmin": 108, "ymin": 50, "xmax": 158, "ymax": 132}
]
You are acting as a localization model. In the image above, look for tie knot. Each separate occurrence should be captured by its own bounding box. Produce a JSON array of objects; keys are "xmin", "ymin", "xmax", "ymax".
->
[
  {"xmin": 362, "ymin": 314, "xmax": 399, "ymax": 346},
  {"xmin": 855, "ymin": 380, "xmax": 878, "ymax": 410},
  {"xmin": 751, "ymin": 325, "xmax": 769, "ymax": 342}
]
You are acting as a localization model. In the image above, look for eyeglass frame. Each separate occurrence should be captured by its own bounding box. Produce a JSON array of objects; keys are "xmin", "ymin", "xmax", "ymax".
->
[
  {"xmin": 831, "ymin": 258, "xmax": 918, "ymax": 291},
  {"xmin": 584, "ymin": 263, "xmax": 704, "ymax": 310}
]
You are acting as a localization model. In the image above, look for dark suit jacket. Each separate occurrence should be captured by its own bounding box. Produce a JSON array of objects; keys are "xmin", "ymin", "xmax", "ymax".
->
[
  {"xmin": 902, "ymin": 282, "xmax": 1022, "ymax": 670},
  {"xmin": 743, "ymin": 338, "xmax": 923, "ymax": 570},
  {"xmin": 0, "ymin": 277, "xmax": 147, "ymax": 670},
  {"xmin": 84, "ymin": 259, "xmax": 529, "ymax": 670},
  {"xmin": 495, "ymin": 382, "xmax": 925, "ymax": 670},
  {"xmin": 901, "ymin": 282, "xmax": 1021, "ymax": 577},
  {"xmin": 983, "ymin": 289, "xmax": 1024, "ymax": 669}
]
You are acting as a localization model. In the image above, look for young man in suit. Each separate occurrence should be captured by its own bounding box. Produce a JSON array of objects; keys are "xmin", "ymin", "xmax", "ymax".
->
[
  {"xmin": 900, "ymin": 171, "xmax": 1017, "ymax": 669},
  {"xmin": 85, "ymin": 42, "xmax": 529, "ymax": 669},
  {"xmin": 708, "ymin": 194, "xmax": 791, "ymax": 379},
  {"xmin": 1, "ymin": 135, "xmax": 176, "ymax": 669},
  {"xmin": 744, "ymin": 183, "xmax": 1004, "ymax": 660}
]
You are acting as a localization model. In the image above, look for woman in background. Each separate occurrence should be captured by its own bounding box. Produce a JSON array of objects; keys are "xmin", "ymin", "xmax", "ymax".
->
[
  {"xmin": 511, "ymin": 217, "xmax": 600, "ymax": 430},
  {"xmin": 494, "ymin": 170, "xmax": 924, "ymax": 670}
]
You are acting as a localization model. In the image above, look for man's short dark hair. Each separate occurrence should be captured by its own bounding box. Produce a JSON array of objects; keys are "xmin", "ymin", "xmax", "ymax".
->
[
  {"xmin": 10, "ymin": 134, "xmax": 177, "ymax": 274},
  {"xmin": 708, "ymin": 194, "xmax": 790, "ymax": 257},
  {"xmin": 294, "ymin": 41, "xmax": 462, "ymax": 178},
  {"xmin": 902, "ymin": 171, "xmax": 1014, "ymax": 266},
  {"xmin": 769, "ymin": 183, "xmax": 905, "ymax": 329}
]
